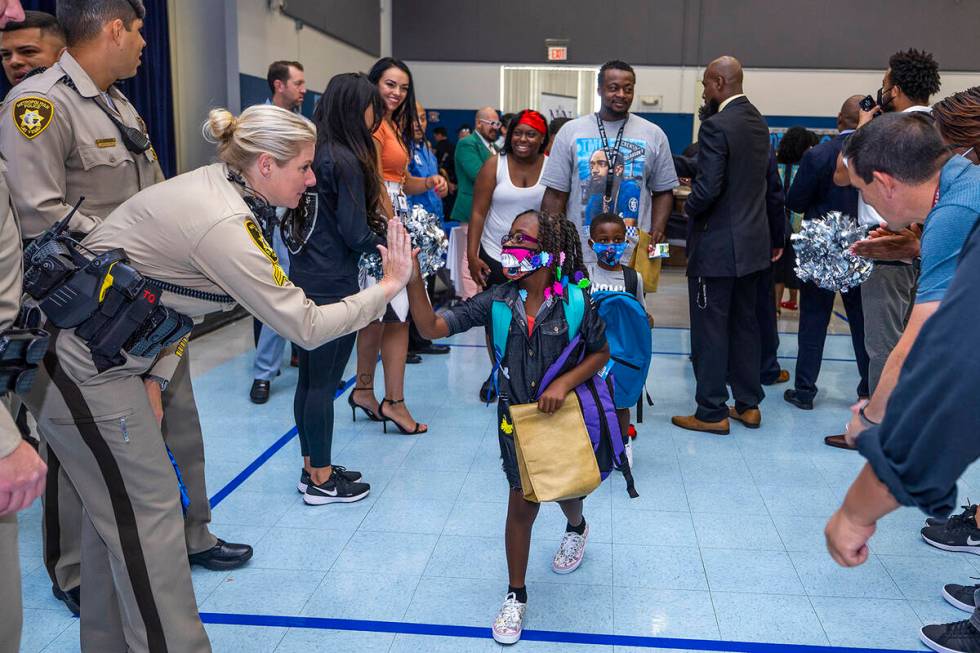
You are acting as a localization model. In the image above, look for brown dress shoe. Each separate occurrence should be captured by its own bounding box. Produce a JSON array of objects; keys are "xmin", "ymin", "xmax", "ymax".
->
[
  {"xmin": 729, "ymin": 406, "xmax": 761, "ymax": 429},
  {"xmin": 671, "ymin": 415, "xmax": 730, "ymax": 435},
  {"xmin": 776, "ymin": 370, "xmax": 790, "ymax": 383},
  {"xmin": 824, "ymin": 434, "xmax": 857, "ymax": 450}
]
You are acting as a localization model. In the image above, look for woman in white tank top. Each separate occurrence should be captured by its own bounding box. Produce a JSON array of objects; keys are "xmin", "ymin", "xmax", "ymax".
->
[{"xmin": 467, "ymin": 110, "xmax": 549, "ymax": 288}]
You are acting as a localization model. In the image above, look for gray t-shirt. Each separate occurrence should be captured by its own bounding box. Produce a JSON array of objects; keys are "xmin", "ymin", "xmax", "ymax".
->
[
  {"xmin": 587, "ymin": 263, "xmax": 645, "ymax": 304},
  {"xmin": 541, "ymin": 113, "xmax": 678, "ymax": 261}
]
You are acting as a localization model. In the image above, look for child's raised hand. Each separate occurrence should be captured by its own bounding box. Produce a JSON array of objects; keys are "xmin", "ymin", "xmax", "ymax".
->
[{"xmin": 537, "ymin": 381, "xmax": 569, "ymax": 414}]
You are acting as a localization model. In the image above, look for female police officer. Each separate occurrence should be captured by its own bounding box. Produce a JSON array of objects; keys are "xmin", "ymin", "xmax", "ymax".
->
[{"xmin": 21, "ymin": 104, "xmax": 414, "ymax": 653}]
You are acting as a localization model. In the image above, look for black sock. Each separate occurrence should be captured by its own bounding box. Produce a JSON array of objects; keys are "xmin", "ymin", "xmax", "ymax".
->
[
  {"xmin": 508, "ymin": 585, "xmax": 527, "ymax": 603},
  {"xmin": 566, "ymin": 516, "xmax": 586, "ymax": 535}
]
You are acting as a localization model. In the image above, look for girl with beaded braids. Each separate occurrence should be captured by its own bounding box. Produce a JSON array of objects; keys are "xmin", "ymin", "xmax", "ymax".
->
[{"xmin": 406, "ymin": 209, "xmax": 608, "ymax": 645}]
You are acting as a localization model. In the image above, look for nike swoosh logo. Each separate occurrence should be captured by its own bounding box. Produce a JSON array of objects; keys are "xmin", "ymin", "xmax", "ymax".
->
[
  {"xmin": 967, "ymin": 536, "xmax": 980, "ymax": 546},
  {"xmin": 315, "ymin": 487, "xmax": 338, "ymax": 497}
]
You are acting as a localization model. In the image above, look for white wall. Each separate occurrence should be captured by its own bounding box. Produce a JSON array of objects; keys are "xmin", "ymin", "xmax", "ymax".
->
[
  {"xmin": 169, "ymin": 0, "xmax": 238, "ymax": 173},
  {"xmin": 236, "ymin": 0, "xmax": 376, "ymax": 95},
  {"xmin": 408, "ymin": 60, "xmax": 980, "ymax": 117}
]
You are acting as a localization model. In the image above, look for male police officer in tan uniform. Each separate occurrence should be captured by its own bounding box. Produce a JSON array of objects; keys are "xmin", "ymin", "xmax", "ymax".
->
[
  {"xmin": 0, "ymin": 3, "xmax": 49, "ymax": 652},
  {"xmin": 0, "ymin": 0, "xmax": 251, "ymax": 616},
  {"xmin": 0, "ymin": 170, "xmax": 47, "ymax": 653}
]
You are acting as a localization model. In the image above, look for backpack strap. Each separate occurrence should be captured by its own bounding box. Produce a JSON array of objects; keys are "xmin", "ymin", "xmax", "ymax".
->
[
  {"xmin": 564, "ymin": 285, "xmax": 585, "ymax": 340},
  {"xmin": 623, "ymin": 266, "xmax": 639, "ymax": 299},
  {"xmin": 491, "ymin": 299, "xmax": 512, "ymax": 363}
]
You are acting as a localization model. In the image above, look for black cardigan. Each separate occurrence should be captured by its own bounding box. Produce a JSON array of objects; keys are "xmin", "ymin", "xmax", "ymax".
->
[{"xmin": 289, "ymin": 144, "xmax": 383, "ymax": 302}]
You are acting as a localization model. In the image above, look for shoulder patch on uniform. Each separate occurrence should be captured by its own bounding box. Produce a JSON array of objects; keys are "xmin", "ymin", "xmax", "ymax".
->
[
  {"xmin": 12, "ymin": 96, "xmax": 55, "ymax": 140},
  {"xmin": 244, "ymin": 218, "xmax": 288, "ymax": 287}
]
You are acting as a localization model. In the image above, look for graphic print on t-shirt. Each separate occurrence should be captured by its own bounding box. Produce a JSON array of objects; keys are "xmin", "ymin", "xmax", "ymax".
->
[{"xmin": 575, "ymin": 137, "xmax": 647, "ymax": 229}]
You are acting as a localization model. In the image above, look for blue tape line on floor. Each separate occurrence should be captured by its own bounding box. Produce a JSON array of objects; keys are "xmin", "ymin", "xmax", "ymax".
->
[
  {"xmin": 207, "ymin": 374, "xmax": 357, "ymax": 508},
  {"xmin": 834, "ymin": 310, "xmax": 850, "ymax": 324},
  {"xmin": 199, "ymin": 612, "xmax": 918, "ymax": 653}
]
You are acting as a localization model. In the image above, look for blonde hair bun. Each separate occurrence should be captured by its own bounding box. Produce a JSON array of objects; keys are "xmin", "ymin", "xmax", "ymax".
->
[
  {"xmin": 203, "ymin": 108, "xmax": 238, "ymax": 143},
  {"xmin": 200, "ymin": 105, "xmax": 316, "ymax": 171}
]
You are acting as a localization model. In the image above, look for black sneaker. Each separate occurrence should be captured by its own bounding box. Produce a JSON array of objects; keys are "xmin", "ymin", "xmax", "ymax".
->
[
  {"xmin": 928, "ymin": 502, "xmax": 977, "ymax": 528},
  {"xmin": 920, "ymin": 619, "xmax": 980, "ymax": 653},
  {"xmin": 297, "ymin": 466, "xmax": 362, "ymax": 493},
  {"xmin": 303, "ymin": 470, "xmax": 370, "ymax": 505},
  {"xmin": 922, "ymin": 519, "xmax": 980, "ymax": 555},
  {"xmin": 944, "ymin": 583, "xmax": 980, "ymax": 613}
]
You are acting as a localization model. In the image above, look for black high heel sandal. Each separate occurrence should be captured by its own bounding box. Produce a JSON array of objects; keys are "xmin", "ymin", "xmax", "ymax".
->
[
  {"xmin": 379, "ymin": 398, "xmax": 428, "ymax": 435},
  {"xmin": 348, "ymin": 387, "xmax": 382, "ymax": 422}
]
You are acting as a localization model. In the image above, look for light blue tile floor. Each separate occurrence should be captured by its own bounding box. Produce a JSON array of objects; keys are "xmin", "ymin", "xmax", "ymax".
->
[{"xmin": 18, "ymin": 320, "xmax": 970, "ymax": 652}]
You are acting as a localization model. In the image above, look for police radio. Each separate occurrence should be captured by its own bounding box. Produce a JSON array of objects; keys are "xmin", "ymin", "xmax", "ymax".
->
[{"xmin": 23, "ymin": 199, "xmax": 192, "ymax": 372}]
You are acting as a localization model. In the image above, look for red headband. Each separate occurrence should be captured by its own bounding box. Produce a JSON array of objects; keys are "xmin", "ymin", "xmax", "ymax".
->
[{"xmin": 516, "ymin": 110, "xmax": 547, "ymax": 135}]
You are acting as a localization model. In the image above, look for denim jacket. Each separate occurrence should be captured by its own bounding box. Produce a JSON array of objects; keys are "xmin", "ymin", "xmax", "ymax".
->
[{"xmin": 438, "ymin": 283, "xmax": 607, "ymax": 408}]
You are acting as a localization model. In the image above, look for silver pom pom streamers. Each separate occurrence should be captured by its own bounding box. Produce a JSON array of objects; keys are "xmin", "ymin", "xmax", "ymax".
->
[
  {"xmin": 791, "ymin": 211, "xmax": 874, "ymax": 292},
  {"xmin": 359, "ymin": 203, "xmax": 449, "ymax": 280}
]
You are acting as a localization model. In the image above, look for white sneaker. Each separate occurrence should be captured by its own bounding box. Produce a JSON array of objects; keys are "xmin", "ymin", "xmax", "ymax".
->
[
  {"xmin": 491, "ymin": 592, "xmax": 526, "ymax": 645},
  {"xmin": 552, "ymin": 523, "xmax": 589, "ymax": 574}
]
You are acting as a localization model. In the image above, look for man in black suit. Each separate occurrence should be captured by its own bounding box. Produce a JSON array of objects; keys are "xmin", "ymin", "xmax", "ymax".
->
[
  {"xmin": 672, "ymin": 56, "xmax": 781, "ymax": 434},
  {"xmin": 784, "ymin": 96, "xmax": 871, "ymax": 444}
]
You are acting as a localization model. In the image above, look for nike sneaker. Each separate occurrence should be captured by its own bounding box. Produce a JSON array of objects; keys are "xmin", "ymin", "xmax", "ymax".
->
[
  {"xmin": 297, "ymin": 466, "xmax": 362, "ymax": 493},
  {"xmin": 920, "ymin": 619, "xmax": 980, "ymax": 653},
  {"xmin": 922, "ymin": 519, "xmax": 980, "ymax": 555},
  {"xmin": 927, "ymin": 502, "xmax": 977, "ymax": 528},
  {"xmin": 304, "ymin": 469, "xmax": 370, "ymax": 505}
]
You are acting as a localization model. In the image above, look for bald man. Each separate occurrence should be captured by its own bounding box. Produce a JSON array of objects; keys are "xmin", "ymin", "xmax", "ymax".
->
[
  {"xmin": 451, "ymin": 106, "xmax": 500, "ymax": 223},
  {"xmin": 673, "ymin": 56, "xmax": 778, "ymax": 434},
  {"xmin": 783, "ymin": 96, "xmax": 871, "ymax": 438}
]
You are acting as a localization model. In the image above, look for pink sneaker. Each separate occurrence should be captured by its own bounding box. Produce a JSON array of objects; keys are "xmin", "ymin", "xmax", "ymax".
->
[{"xmin": 552, "ymin": 523, "xmax": 589, "ymax": 574}]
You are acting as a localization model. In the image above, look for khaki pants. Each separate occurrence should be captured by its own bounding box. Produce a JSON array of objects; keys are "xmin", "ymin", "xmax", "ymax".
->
[
  {"xmin": 41, "ymin": 346, "xmax": 216, "ymax": 593},
  {"xmin": 26, "ymin": 329, "xmax": 211, "ymax": 652},
  {"xmin": 0, "ymin": 512, "xmax": 22, "ymax": 653}
]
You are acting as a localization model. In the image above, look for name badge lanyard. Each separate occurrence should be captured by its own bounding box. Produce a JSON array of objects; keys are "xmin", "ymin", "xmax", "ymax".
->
[{"xmin": 596, "ymin": 113, "xmax": 628, "ymax": 211}]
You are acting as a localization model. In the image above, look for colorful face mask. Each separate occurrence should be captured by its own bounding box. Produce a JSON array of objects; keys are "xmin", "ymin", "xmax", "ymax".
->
[
  {"xmin": 500, "ymin": 247, "xmax": 552, "ymax": 280},
  {"xmin": 591, "ymin": 241, "xmax": 628, "ymax": 266}
]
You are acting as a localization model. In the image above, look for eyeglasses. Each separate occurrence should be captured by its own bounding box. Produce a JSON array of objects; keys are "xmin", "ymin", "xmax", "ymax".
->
[
  {"xmin": 479, "ymin": 119, "xmax": 502, "ymax": 129},
  {"xmin": 501, "ymin": 233, "xmax": 539, "ymax": 247}
]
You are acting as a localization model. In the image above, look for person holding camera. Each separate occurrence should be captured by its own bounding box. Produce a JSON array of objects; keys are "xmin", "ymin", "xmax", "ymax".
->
[{"xmin": 835, "ymin": 49, "xmax": 941, "ymax": 426}]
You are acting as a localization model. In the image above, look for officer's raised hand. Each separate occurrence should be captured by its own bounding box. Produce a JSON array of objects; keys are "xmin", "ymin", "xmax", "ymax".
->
[{"xmin": 377, "ymin": 219, "xmax": 414, "ymax": 299}]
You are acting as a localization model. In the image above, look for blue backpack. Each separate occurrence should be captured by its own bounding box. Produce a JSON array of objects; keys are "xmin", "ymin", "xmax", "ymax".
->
[{"xmin": 589, "ymin": 267, "xmax": 652, "ymax": 410}]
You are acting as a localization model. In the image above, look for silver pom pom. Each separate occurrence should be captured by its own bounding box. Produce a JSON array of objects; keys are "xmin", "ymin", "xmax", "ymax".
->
[
  {"xmin": 359, "ymin": 204, "xmax": 449, "ymax": 280},
  {"xmin": 791, "ymin": 211, "xmax": 874, "ymax": 292}
]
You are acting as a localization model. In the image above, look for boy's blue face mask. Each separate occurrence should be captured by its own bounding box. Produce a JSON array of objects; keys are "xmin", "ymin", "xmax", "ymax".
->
[{"xmin": 592, "ymin": 241, "xmax": 628, "ymax": 266}]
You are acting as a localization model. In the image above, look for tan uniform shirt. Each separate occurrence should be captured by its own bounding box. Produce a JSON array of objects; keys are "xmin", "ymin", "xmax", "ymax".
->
[
  {"xmin": 0, "ymin": 51, "xmax": 164, "ymax": 239},
  {"xmin": 0, "ymin": 164, "xmax": 24, "ymax": 458},
  {"xmin": 83, "ymin": 163, "xmax": 387, "ymax": 379}
]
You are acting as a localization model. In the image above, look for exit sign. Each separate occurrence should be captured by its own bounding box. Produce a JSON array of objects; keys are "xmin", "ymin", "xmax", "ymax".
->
[{"xmin": 547, "ymin": 46, "xmax": 568, "ymax": 62}]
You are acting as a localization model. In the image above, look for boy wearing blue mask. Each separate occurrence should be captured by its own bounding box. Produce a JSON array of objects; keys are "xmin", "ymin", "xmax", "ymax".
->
[
  {"xmin": 587, "ymin": 213, "xmax": 653, "ymax": 453},
  {"xmin": 587, "ymin": 213, "xmax": 645, "ymax": 305}
]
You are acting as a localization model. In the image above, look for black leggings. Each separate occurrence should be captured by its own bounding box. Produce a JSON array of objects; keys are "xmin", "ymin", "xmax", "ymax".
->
[{"xmin": 294, "ymin": 330, "xmax": 357, "ymax": 468}]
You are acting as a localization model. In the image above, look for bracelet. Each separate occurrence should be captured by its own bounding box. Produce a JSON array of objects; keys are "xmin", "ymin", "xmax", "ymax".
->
[{"xmin": 858, "ymin": 405, "xmax": 879, "ymax": 427}]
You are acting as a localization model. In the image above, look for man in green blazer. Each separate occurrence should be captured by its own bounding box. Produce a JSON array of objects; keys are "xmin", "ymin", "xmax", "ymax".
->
[{"xmin": 451, "ymin": 106, "xmax": 501, "ymax": 222}]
